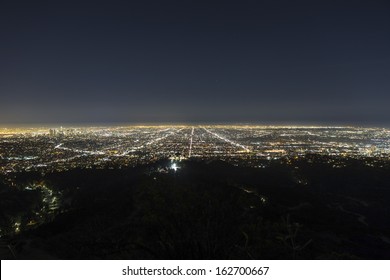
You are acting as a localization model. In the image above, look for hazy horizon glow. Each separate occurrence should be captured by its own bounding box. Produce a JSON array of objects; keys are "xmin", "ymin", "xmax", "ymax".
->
[{"xmin": 1, "ymin": 123, "xmax": 389, "ymax": 130}]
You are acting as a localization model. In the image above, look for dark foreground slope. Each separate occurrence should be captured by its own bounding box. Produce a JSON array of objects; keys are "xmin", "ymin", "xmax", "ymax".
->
[{"xmin": 1, "ymin": 156, "xmax": 390, "ymax": 259}]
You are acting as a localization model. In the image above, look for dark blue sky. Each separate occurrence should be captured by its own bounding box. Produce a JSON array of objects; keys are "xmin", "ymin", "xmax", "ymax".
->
[{"xmin": 1, "ymin": 0, "xmax": 389, "ymax": 125}]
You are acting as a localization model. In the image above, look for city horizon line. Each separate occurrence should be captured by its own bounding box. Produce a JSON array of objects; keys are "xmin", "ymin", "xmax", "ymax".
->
[{"xmin": 0, "ymin": 122, "xmax": 389, "ymax": 130}]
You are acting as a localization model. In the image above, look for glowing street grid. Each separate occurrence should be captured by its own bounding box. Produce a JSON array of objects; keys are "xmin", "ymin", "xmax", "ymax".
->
[{"xmin": 0, "ymin": 126, "xmax": 389, "ymax": 174}]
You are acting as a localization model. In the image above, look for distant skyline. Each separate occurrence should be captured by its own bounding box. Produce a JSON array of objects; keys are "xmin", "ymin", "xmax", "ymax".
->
[{"xmin": 1, "ymin": 0, "xmax": 389, "ymax": 126}]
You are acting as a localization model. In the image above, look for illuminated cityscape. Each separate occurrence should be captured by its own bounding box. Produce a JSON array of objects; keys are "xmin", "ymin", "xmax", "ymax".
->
[{"xmin": 1, "ymin": 125, "xmax": 389, "ymax": 175}]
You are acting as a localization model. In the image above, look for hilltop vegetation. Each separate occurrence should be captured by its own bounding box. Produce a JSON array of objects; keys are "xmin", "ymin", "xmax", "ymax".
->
[{"xmin": 1, "ymin": 156, "xmax": 390, "ymax": 259}]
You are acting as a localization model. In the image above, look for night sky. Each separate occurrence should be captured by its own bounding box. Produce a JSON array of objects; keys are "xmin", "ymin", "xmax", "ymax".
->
[{"xmin": 1, "ymin": 0, "xmax": 389, "ymax": 126}]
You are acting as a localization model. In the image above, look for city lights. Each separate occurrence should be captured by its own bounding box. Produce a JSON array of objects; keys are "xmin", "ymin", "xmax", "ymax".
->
[{"xmin": 0, "ymin": 125, "xmax": 389, "ymax": 175}]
